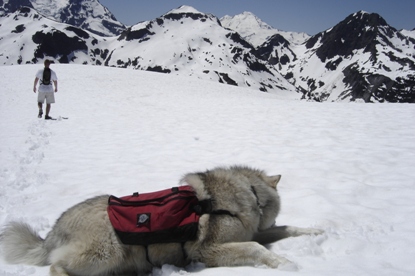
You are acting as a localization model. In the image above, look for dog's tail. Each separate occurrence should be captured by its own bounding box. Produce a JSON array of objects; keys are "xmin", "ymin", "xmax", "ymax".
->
[{"xmin": 0, "ymin": 221, "xmax": 49, "ymax": 266}]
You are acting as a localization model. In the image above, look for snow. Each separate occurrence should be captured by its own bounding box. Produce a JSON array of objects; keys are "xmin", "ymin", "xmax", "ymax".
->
[
  {"xmin": 166, "ymin": 5, "xmax": 203, "ymax": 15},
  {"xmin": 34, "ymin": 0, "xmax": 69, "ymax": 9},
  {"xmin": 220, "ymin": 12, "xmax": 309, "ymax": 47},
  {"xmin": 28, "ymin": 0, "xmax": 124, "ymax": 37},
  {"xmin": 1, "ymin": 6, "xmax": 297, "ymax": 94},
  {"xmin": 31, "ymin": 0, "xmax": 71, "ymax": 18},
  {"xmin": 400, "ymin": 29, "xmax": 415, "ymax": 40},
  {"xmin": 1, "ymin": 64, "xmax": 415, "ymax": 276}
]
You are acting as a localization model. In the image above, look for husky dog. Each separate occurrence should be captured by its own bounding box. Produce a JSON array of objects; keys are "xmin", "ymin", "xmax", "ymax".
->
[{"xmin": 0, "ymin": 166, "xmax": 322, "ymax": 275}]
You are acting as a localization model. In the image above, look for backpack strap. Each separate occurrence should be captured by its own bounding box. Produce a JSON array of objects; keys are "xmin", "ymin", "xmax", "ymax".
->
[
  {"xmin": 195, "ymin": 186, "xmax": 261, "ymax": 218},
  {"xmin": 195, "ymin": 199, "xmax": 237, "ymax": 217}
]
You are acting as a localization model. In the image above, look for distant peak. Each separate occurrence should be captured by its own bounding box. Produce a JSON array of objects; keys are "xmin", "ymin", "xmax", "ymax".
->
[
  {"xmin": 224, "ymin": 11, "xmax": 263, "ymax": 22},
  {"xmin": 241, "ymin": 11, "xmax": 255, "ymax": 16},
  {"xmin": 353, "ymin": 10, "xmax": 369, "ymax": 17},
  {"xmin": 166, "ymin": 5, "xmax": 202, "ymax": 15},
  {"xmin": 348, "ymin": 10, "xmax": 388, "ymax": 27},
  {"xmin": 221, "ymin": 11, "xmax": 274, "ymax": 31}
]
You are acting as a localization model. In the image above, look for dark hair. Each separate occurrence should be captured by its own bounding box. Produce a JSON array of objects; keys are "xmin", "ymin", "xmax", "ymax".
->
[{"xmin": 44, "ymin": 59, "xmax": 51, "ymax": 66}]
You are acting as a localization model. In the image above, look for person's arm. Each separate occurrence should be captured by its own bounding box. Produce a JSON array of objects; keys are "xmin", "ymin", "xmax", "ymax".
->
[
  {"xmin": 54, "ymin": 80, "xmax": 58, "ymax": 92},
  {"xmin": 33, "ymin": 77, "xmax": 39, "ymax": 93}
]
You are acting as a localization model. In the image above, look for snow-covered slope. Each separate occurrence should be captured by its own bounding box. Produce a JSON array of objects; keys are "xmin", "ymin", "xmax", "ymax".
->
[
  {"xmin": 0, "ymin": 0, "xmax": 32, "ymax": 15},
  {"xmin": 0, "ymin": 7, "xmax": 98, "ymax": 63},
  {"xmin": 108, "ymin": 6, "xmax": 296, "ymax": 93},
  {"xmin": 0, "ymin": 0, "xmax": 125, "ymax": 36},
  {"xmin": 0, "ymin": 6, "xmax": 298, "ymax": 94},
  {"xmin": 220, "ymin": 12, "xmax": 309, "ymax": 47},
  {"xmin": 401, "ymin": 28, "xmax": 415, "ymax": 40},
  {"xmin": 33, "ymin": 0, "xmax": 125, "ymax": 36},
  {"xmin": 1, "ymin": 64, "xmax": 415, "ymax": 275},
  {"xmin": 258, "ymin": 11, "xmax": 415, "ymax": 102}
]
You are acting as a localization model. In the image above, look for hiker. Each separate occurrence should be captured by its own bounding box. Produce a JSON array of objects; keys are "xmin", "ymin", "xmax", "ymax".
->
[{"xmin": 33, "ymin": 60, "xmax": 58, "ymax": 119}]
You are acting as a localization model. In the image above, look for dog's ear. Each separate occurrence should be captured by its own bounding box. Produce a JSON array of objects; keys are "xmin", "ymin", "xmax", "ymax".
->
[
  {"xmin": 180, "ymin": 173, "xmax": 210, "ymax": 200},
  {"xmin": 181, "ymin": 173, "xmax": 202, "ymax": 185},
  {"xmin": 181, "ymin": 173, "xmax": 206, "ymax": 185},
  {"xmin": 266, "ymin": 175, "xmax": 281, "ymax": 189}
]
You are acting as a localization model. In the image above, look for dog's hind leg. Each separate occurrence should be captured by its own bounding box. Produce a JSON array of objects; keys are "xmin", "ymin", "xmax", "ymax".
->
[
  {"xmin": 197, "ymin": 242, "xmax": 295, "ymax": 269},
  {"xmin": 47, "ymin": 240, "xmax": 127, "ymax": 276},
  {"xmin": 50, "ymin": 263, "xmax": 70, "ymax": 276},
  {"xmin": 253, "ymin": 226, "xmax": 324, "ymax": 245}
]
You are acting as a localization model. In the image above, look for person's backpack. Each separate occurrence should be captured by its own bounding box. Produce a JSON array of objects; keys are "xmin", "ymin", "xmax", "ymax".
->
[
  {"xmin": 41, "ymin": 68, "xmax": 51, "ymax": 85},
  {"xmin": 107, "ymin": 186, "xmax": 202, "ymax": 245}
]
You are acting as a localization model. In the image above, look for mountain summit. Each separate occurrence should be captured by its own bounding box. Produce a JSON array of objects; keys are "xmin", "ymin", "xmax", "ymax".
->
[
  {"xmin": 221, "ymin": 12, "xmax": 309, "ymax": 47},
  {"xmin": 306, "ymin": 11, "xmax": 393, "ymax": 62},
  {"xmin": 165, "ymin": 5, "xmax": 204, "ymax": 15}
]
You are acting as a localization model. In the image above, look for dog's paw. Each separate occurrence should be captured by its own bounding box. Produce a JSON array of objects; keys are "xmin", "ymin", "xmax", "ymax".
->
[
  {"xmin": 306, "ymin": 228, "xmax": 324, "ymax": 236},
  {"xmin": 286, "ymin": 226, "xmax": 324, "ymax": 237},
  {"xmin": 266, "ymin": 255, "xmax": 297, "ymax": 270},
  {"xmin": 278, "ymin": 260, "xmax": 299, "ymax": 271}
]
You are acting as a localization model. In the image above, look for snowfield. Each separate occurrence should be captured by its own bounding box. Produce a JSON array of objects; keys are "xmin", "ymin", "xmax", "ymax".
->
[{"xmin": 1, "ymin": 64, "xmax": 415, "ymax": 275}]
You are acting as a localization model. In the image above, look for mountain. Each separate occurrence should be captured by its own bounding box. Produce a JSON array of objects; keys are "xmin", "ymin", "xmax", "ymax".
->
[
  {"xmin": 0, "ymin": 6, "xmax": 96, "ymax": 64},
  {"xmin": 0, "ymin": 0, "xmax": 125, "ymax": 36},
  {"xmin": 0, "ymin": 4, "xmax": 414, "ymax": 102},
  {"xmin": 0, "ymin": 6, "xmax": 297, "ymax": 95},
  {"xmin": 220, "ymin": 12, "xmax": 309, "ymax": 47},
  {"xmin": 257, "ymin": 11, "xmax": 415, "ymax": 102},
  {"xmin": 0, "ymin": 0, "xmax": 33, "ymax": 14},
  {"xmin": 255, "ymin": 33, "xmax": 298, "ymax": 72},
  {"xmin": 401, "ymin": 28, "xmax": 415, "ymax": 40},
  {"xmin": 103, "ymin": 5, "xmax": 297, "ymax": 93}
]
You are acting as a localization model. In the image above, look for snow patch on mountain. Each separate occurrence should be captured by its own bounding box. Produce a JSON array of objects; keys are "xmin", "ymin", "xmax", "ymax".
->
[
  {"xmin": 165, "ymin": 5, "xmax": 203, "ymax": 15},
  {"xmin": 401, "ymin": 29, "xmax": 415, "ymax": 40},
  {"xmin": 1, "ymin": 0, "xmax": 126, "ymax": 36},
  {"xmin": 31, "ymin": 0, "xmax": 70, "ymax": 13},
  {"xmin": 221, "ymin": 12, "xmax": 309, "ymax": 47}
]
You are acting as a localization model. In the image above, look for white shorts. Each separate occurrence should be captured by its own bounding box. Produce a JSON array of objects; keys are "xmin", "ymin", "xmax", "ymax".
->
[{"xmin": 38, "ymin": 92, "xmax": 55, "ymax": 104}]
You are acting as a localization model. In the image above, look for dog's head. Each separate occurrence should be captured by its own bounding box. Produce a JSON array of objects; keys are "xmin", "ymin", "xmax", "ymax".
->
[
  {"xmin": 256, "ymin": 174, "xmax": 282, "ymax": 230},
  {"xmin": 181, "ymin": 166, "xmax": 281, "ymax": 232},
  {"xmin": 228, "ymin": 166, "xmax": 282, "ymax": 231}
]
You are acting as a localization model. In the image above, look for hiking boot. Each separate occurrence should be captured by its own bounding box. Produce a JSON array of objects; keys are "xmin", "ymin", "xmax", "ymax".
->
[
  {"xmin": 38, "ymin": 109, "xmax": 43, "ymax": 118},
  {"xmin": 45, "ymin": 115, "xmax": 53, "ymax": 120}
]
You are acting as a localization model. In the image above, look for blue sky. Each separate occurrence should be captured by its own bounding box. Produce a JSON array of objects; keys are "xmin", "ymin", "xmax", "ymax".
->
[{"xmin": 99, "ymin": 0, "xmax": 414, "ymax": 35}]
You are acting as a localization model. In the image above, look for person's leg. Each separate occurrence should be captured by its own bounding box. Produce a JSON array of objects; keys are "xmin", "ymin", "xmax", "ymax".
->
[
  {"xmin": 46, "ymin": 104, "xmax": 51, "ymax": 117},
  {"xmin": 38, "ymin": 102, "xmax": 43, "ymax": 118},
  {"xmin": 45, "ymin": 93, "xmax": 55, "ymax": 119}
]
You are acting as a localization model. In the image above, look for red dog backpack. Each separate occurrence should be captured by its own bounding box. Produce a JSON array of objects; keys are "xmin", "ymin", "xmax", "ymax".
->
[{"xmin": 107, "ymin": 186, "xmax": 201, "ymax": 245}]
